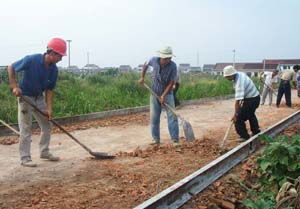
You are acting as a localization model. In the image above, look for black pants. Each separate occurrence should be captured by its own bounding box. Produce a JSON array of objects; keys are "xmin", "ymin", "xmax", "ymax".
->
[
  {"xmin": 173, "ymin": 82, "xmax": 180, "ymax": 107},
  {"xmin": 276, "ymin": 80, "xmax": 291, "ymax": 107},
  {"xmin": 235, "ymin": 96, "xmax": 260, "ymax": 139}
]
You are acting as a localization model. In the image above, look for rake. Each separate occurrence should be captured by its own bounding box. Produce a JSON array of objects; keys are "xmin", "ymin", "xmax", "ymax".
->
[{"xmin": 143, "ymin": 83, "xmax": 195, "ymax": 141}]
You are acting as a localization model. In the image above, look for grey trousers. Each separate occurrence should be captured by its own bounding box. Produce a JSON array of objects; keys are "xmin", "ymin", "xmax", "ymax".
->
[
  {"xmin": 261, "ymin": 86, "xmax": 273, "ymax": 105},
  {"xmin": 18, "ymin": 95, "xmax": 52, "ymax": 161}
]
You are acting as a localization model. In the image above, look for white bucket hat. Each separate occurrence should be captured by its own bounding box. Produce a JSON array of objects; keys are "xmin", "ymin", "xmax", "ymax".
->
[
  {"xmin": 157, "ymin": 46, "xmax": 175, "ymax": 58},
  {"xmin": 223, "ymin": 65, "xmax": 237, "ymax": 77}
]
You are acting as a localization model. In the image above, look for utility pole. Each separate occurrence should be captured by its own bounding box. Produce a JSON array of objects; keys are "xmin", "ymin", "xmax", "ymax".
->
[
  {"xmin": 87, "ymin": 52, "xmax": 89, "ymax": 65},
  {"xmin": 232, "ymin": 49, "xmax": 236, "ymax": 68},
  {"xmin": 197, "ymin": 51, "xmax": 199, "ymax": 66},
  {"xmin": 66, "ymin": 40, "xmax": 72, "ymax": 68}
]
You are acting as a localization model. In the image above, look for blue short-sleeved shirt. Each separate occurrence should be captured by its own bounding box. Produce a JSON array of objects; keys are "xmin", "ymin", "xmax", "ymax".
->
[
  {"xmin": 12, "ymin": 54, "xmax": 58, "ymax": 96},
  {"xmin": 148, "ymin": 57, "xmax": 177, "ymax": 96}
]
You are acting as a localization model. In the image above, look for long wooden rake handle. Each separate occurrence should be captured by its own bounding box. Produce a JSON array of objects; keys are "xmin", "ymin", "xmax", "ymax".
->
[
  {"xmin": 219, "ymin": 122, "xmax": 234, "ymax": 148},
  {"xmin": 143, "ymin": 83, "xmax": 181, "ymax": 119},
  {"xmin": 0, "ymin": 119, "xmax": 20, "ymax": 135},
  {"xmin": 20, "ymin": 95, "xmax": 93, "ymax": 153}
]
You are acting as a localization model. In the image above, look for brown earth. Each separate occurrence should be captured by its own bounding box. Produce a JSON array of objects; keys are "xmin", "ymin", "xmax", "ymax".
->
[
  {"xmin": 182, "ymin": 123, "xmax": 300, "ymax": 209},
  {"xmin": 0, "ymin": 91, "xmax": 299, "ymax": 209}
]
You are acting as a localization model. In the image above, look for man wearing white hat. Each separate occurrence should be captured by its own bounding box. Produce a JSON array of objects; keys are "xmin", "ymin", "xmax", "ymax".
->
[
  {"xmin": 138, "ymin": 46, "xmax": 179, "ymax": 145},
  {"xmin": 223, "ymin": 65, "xmax": 261, "ymax": 141}
]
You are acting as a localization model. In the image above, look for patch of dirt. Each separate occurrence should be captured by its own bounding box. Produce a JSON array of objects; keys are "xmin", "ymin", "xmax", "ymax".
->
[
  {"xmin": 50, "ymin": 112, "xmax": 150, "ymax": 134},
  {"xmin": 0, "ymin": 138, "xmax": 221, "ymax": 209},
  {"xmin": 0, "ymin": 136, "xmax": 19, "ymax": 145}
]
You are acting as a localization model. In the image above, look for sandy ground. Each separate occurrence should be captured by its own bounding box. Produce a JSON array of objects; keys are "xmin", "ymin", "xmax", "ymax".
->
[{"xmin": 0, "ymin": 90, "xmax": 299, "ymax": 208}]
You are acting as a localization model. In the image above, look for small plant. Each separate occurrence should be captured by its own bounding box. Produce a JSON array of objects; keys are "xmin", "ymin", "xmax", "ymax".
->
[
  {"xmin": 243, "ymin": 191, "xmax": 276, "ymax": 209},
  {"xmin": 243, "ymin": 134, "xmax": 300, "ymax": 208},
  {"xmin": 257, "ymin": 135, "xmax": 300, "ymax": 190}
]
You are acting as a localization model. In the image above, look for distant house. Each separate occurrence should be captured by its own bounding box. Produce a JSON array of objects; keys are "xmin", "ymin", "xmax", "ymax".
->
[
  {"xmin": 202, "ymin": 64, "xmax": 215, "ymax": 74},
  {"xmin": 178, "ymin": 63, "xmax": 191, "ymax": 73},
  {"xmin": 119, "ymin": 65, "xmax": 132, "ymax": 73},
  {"xmin": 64, "ymin": 65, "xmax": 80, "ymax": 73},
  {"xmin": 214, "ymin": 63, "xmax": 275, "ymax": 77},
  {"xmin": 263, "ymin": 59, "xmax": 300, "ymax": 71},
  {"xmin": 188, "ymin": 66, "xmax": 202, "ymax": 72},
  {"xmin": 82, "ymin": 64, "xmax": 101, "ymax": 72},
  {"xmin": 134, "ymin": 64, "xmax": 144, "ymax": 72}
]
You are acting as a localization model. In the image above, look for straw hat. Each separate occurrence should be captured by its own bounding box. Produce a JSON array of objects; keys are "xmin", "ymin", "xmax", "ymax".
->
[
  {"xmin": 223, "ymin": 65, "xmax": 237, "ymax": 77},
  {"xmin": 157, "ymin": 46, "xmax": 175, "ymax": 58}
]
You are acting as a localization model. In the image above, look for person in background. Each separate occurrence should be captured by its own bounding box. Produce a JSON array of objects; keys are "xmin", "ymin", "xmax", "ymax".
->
[
  {"xmin": 295, "ymin": 65, "xmax": 300, "ymax": 97},
  {"xmin": 138, "ymin": 46, "xmax": 179, "ymax": 146},
  {"xmin": 7, "ymin": 38, "xmax": 67, "ymax": 167},
  {"xmin": 223, "ymin": 65, "xmax": 260, "ymax": 141},
  {"xmin": 276, "ymin": 65, "xmax": 299, "ymax": 108},
  {"xmin": 260, "ymin": 70, "xmax": 278, "ymax": 106}
]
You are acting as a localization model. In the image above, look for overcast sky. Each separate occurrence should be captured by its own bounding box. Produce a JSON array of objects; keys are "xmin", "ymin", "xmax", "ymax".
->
[{"xmin": 1, "ymin": 0, "xmax": 299, "ymax": 68}]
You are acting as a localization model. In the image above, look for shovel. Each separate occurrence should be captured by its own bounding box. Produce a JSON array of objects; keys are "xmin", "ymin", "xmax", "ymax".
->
[
  {"xmin": 259, "ymin": 78, "xmax": 277, "ymax": 97},
  {"xmin": 219, "ymin": 122, "xmax": 234, "ymax": 148},
  {"xmin": 143, "ymin": 83, "xmax": 195, "ymax": 141},
  {"xmin": 20, "ymin": 96, "xmax": 115, "ymax": 159}
]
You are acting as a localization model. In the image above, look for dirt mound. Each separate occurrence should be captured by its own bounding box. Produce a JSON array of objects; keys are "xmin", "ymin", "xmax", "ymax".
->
[{"xmin": 0, "ymin": 136, "xmax": 19, "ymax": 145}]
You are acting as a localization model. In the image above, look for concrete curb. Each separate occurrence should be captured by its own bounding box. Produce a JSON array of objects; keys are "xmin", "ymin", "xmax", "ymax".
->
[{"xmin": 0, "ymin": 94, "xmax": 234, "ymax": 136}]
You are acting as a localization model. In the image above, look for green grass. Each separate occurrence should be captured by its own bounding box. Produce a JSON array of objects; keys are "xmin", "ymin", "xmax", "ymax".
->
[{"xmin": 0, "ymin": 71, "xmax": 234, "ymax": 123}]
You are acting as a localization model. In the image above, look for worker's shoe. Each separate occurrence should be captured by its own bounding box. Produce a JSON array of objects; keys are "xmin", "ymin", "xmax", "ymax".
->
[
  {"xmin": 40, "ymin": 153, "xmax": 60, "ymax": 161},
  {"xmin": 149, "ymin": 141, "xmax": 160, "ymax": 146},
  {"xmin": 239, "ymin": 138, "xmax": 248, "ymax": 142},
  {"xmin": 173, "ymin": 141, "xmax": 180, "ymax": 147},
  {"xmin": 21, "ymin": 159, "xmax": 37, "ymax": 167}
]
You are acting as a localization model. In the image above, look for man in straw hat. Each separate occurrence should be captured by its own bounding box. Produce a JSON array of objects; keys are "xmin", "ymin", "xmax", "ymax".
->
[
  {"xmin": 223, "ymin": 65, "xmax": 261, "ymax": 142},
  {"xmin": 138, "ymin": 46, "xmax": 179, "ymax": 146}
]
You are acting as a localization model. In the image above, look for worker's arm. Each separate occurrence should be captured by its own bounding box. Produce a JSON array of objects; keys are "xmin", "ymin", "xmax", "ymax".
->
[
  {"xmin": 292, "ymin": 81, "xmax": 297, "ymax": 88},
  {"xmin": 292, "ymin": 72, "xmax": 297, "ymax": 88},
  {"xmin": 45, "ymin": 90, "xmax": 54, "ymax": 120},
  {"xmin": 138, "ymin": 62, "xmax": 148, "ymax": 85},
  {"xmin": 232, "ymin": 100, "xmax": 242, "ymax": 123},
  {"xmin": 7, "ymin": 65, "xmax": 22, "ymax": 97},
  {"xmin": 160, "ymin": 80, "xmax": 175, "ymax": 104}
]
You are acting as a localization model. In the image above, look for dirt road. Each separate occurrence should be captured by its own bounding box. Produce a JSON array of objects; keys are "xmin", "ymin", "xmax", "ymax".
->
[{"xmin": 0, "ymin": 91, "xmax": 299, "ymax": 208}]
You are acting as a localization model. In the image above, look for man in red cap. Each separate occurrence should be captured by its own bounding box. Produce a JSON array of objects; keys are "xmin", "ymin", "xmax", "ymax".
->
[{"xmin": 7, "ymin": 38, "xmax": 67, "ymax": 167}]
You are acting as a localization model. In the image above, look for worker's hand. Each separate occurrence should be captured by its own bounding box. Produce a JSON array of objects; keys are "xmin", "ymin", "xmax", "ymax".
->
[
  {"xmin": 231, "ymin": 114, "xmax": 237, "ymax": 123},
  {"xmin": 44, "ymin": 109, "xmax": 52, "ymax": 120},
  {"xmin": 138, "ymin": 78, "xmax": 144, "ymax": 86},
  {"xmin": 12, "ymin": 87, "xmax": 22, "ymax": 97},
  {"xmin": 159, "ymin": 95, "xmax": 166, "ymax": 104}
]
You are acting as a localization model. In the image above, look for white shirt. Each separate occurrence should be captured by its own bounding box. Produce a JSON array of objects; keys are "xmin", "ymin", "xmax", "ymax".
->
[
  {"xmin": 264, "ymin": 72, "xmax": 277, "ymax": 87},
  {"xmin": 234, "ymin": 72, "xmax": 259, "ymax": 100}
]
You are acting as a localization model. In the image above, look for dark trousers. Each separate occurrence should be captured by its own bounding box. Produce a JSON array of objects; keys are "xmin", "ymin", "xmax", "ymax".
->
[
  {"xmin": 276, "ymin": 80, "xmax": 291, "ymax": 107},
  {"xmin": 235, "ymin": 96, "xmax": 260, "ymax": 139},
  {"xmin": 173, "ymin": 82, "xmax": 180, "ymax": 107}
]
